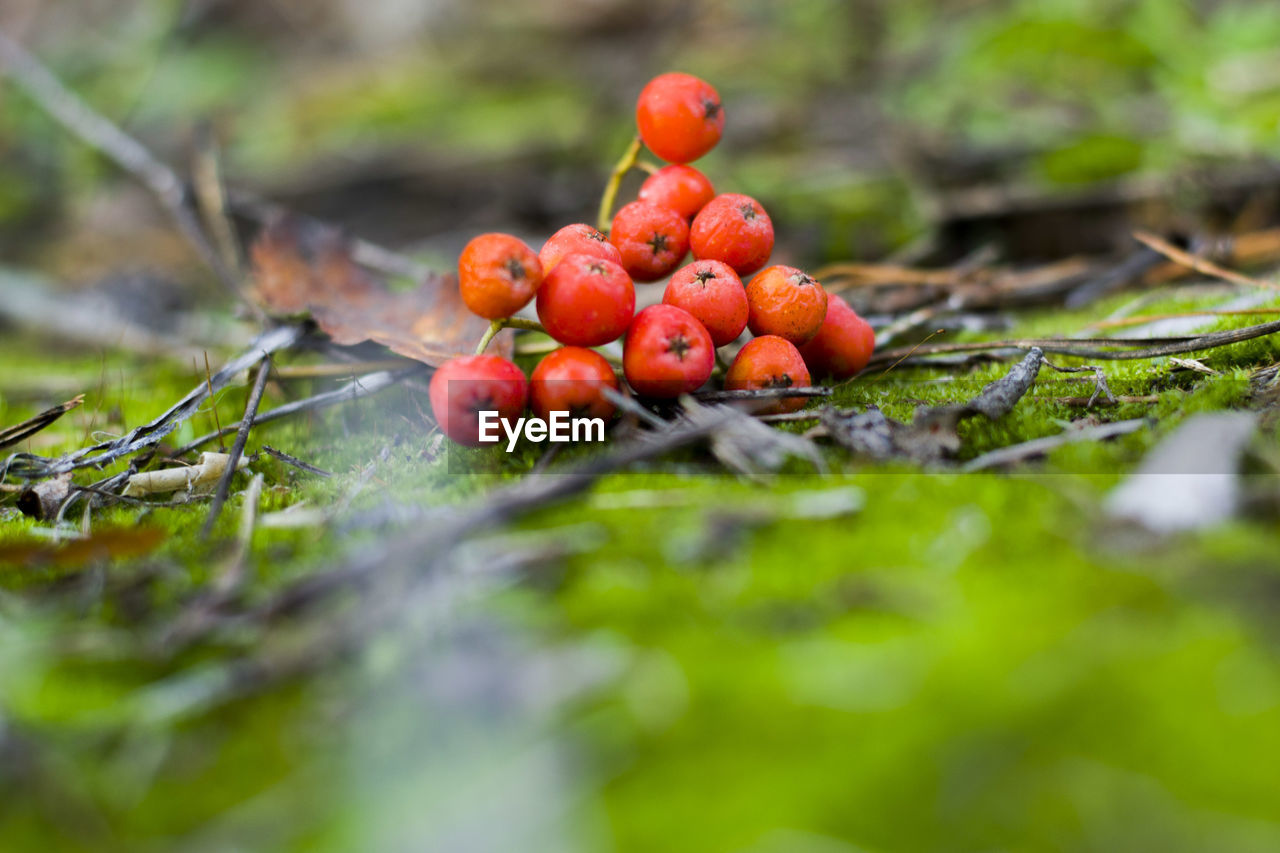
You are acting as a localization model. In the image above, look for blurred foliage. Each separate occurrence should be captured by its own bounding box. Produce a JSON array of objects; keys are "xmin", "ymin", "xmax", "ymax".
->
[
  {"xmin": 5, "ymin": 0, "xmax": 1280, "ymax": 266},
  {"xmin": 4, "ymin": 1, "xmax": 1280, "ymax": 851}
]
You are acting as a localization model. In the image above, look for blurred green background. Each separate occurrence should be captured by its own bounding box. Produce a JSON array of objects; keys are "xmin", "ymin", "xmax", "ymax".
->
[
  {"xmin": 7, "ymin": 0, "xmax": 1280, "ymax": 276},
  {"xmin": 4, "ymin": 2, "xmax": 1280, "ymax": 852}
]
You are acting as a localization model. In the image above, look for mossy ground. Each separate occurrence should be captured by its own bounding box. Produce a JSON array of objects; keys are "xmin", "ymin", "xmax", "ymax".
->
[{"xmin": 3, "ymin": 283, "xmax": 1280, "ymax": 852}]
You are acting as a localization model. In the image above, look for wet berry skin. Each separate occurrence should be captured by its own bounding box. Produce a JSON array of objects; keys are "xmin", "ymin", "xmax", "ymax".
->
[
  {"xmin": 536, "ymin": 253, "xmax": 636, "ymax": 347},
  {"xmin": 797, "ymin": 294, "xmax": 876, "ymax": 379},
  {"xmin": 724, "ymin": 335, "xmax": 812, "ymax": 415},
  {"xmin": 610, "ymin": 201, "xmax": 690, "ymax": 283},
  {"xmin": 638, "ymin": 164, "xmax": 716, "ymax": 220},
  {"xmin": 690, "ymin": 193, "xmax": 774, "ymax": 277},
  {"xmin": 623, "ymin": 304, "xmax": 715, "ymax": 398},
  {"xmin": 635, "ymin": 72, "xmax": 724, "ymax": 164},
  {"xmin": 745, "ymin": 264, "xmax": 828, "ymax": 345},
  {"xmin": 530, "ymin": 346, "xmax": 620, "ymax": 422},
  {"xmin": 458, "ymin": 233, "xmax": 543, "ymax": 320},
  {"xmin": 539, "ymin": 223, "xmax": 622, "ymax": 276},
  {"xmin": 662, "ymin": 259, "xmax": 748, "ymax": 348},
  {"xmin": 429, "ymin": 355, "xmax": 527, "ymax": 446}
]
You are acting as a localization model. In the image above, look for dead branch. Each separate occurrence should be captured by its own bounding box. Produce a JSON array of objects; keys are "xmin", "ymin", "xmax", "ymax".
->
[
  {"xmin": 0, "ymin": 395, "xmax": 84, "ymax": 450},
  {"xmin": 2, "ymin": 325, "xmax": 302, "ymax": 481},
  {"xmin": 202, "ymin": 355, "xmax": 273, "ymax": 539},
  {"xmin": 1132, "ymin": 230, "xmax": 1280, "ymax": 292},
  {"xmin": 866, "ymin": 319, "xmax": 1280, "ymax": 368}
]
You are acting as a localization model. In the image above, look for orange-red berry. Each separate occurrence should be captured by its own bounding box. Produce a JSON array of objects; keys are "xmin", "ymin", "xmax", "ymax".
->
[
  {"xmin": 428, "ymin": 355, "xmax": 527, "ymax": 446},
  {"xmin": 638, "ymin": 164, "xmax": 716, "ymax": 220},
  {"xmin": 623, "ymin": 304, "xmax": 715, "ymax": 398},
  {"xmin": 662, "ymin": 259, "xmax": 748, "ymax": 348},
  {"xmin": 530, "ymin": 346, "xmax": 619, "ymax": 422},
  {"xmin": 797, "ymin": 294, "xmax": 876, "ymax": 379},
  {"xmin": 690, "ymin": 193, "xmax": 773, "ymax": 277},
  {"xmin": 539, "ymin": 223, "xmax": 622, "ymax": 275},
  {"xmin": 458, "ymin": 233, "xmax": 543, "ymax": 320},
  {"xmin": 610, "ymin": 200, "xmax": 690, "ymax": 283},
  {"xmin": 745, "ymin": 265, "xmax": 828, "ymax": 345},
  {"xmin": 635, "ymin": 72, "xmax": 724, "ymax": 164},
  {"xmin": 724, "ymin": 335, "xmax": 812, "ymax": 415},
  {"xmin": 535, "ymin": 253, "xmax": 635, "ymax": 347}
]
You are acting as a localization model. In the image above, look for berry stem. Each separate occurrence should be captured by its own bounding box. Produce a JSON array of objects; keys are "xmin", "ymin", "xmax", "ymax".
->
[
  {"xmin": 597, "ymin": 135, "xmax": 643, "ymax": 233},
  {"xmin": 474, "ymin": 316, "xmax": 548, "ymax": 354},
  {"xmin": 714, "ymin": 349, "xmax": 730, "ymax": 372},
  {"xmin": 636, "ymin": 159, "xmax": 661, "ymax": 175}
]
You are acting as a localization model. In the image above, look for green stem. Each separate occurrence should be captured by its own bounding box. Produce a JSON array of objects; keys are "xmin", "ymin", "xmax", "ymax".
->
[
  {"xmin": 474, "ymin": 316, "xmax": 548, "ymax": 355},
  {"xmin": 597, "ymin": 135, "xmax": 643, "ymax": 233}
]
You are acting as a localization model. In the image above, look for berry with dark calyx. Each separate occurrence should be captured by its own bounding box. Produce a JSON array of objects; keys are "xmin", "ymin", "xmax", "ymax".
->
[
  {"xmin": 662, "ymin": 259, "xmax": 748, "ymax": 347},
  {"xmin": 623, "ymin": 304, "xmax": 715, "ymax": 398},
  {"xmin": 690, "ymin": 193, "xmax": 774, "ymax": 277},
  {"xmin": 638, "ymin": 164, "xmax": 716, "ymax": 220},
  {"xmin": 724, "ymin": 335, "xmax": 812, "ymax": 415},
  {"xmin": 428, "ymin": 355, "xmax": 527, "ymax": 446},
  {"xmin": 610, "ymin": 200, "xmax": 690, "ymax": 283},
  {"xmin": 745, "ymin": 264, "xmax": 828, "ymax": 345},
  {"xmin": 797, "ymin": 293, "xmax": 876, "ymax": 379},
  {"xmin": 635, "ymin": 72, "xmax": 724, "ymax": 164},
  {"xmin": 458, "ymin": 233, "xmax": 543, "ymax": 320},
  {"xmin": 539, "ymin": 223, "xmax": 622, "ymax": 275},
  {"xmin": 530, "ymin": 346, "xmax": 620, "ymax": 422},
  {"xmin": 536, "ymin": 253, "xmax": 636, "ymax": 347}
]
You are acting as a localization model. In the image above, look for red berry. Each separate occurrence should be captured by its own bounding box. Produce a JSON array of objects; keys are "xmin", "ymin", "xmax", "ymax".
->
[
  {"xmin": 623, "ymin": 304, "xmax": 715, "ymax": 398},
  {"xmin": 662, "ymin": 260, "xmax": 748, "ymax": 348},
  {"xmin": 638, "ymin": 164, "xmax": 716, "ymax": 220},
  {"xmin": 690, "ymin": 193, "xmax": 773, "ymax": 277},
  {"xmin": 745, "ymin": 265, "xmax": 828, "ymax": 345},
  {"xmin": 539, "ymin": 223, "xmax": 622, "ymax": 275},
  {"xmin": 797, "ymin": 294, "xmax": 876, "ymax": 379},
  {"xmin": 428, "ymin": 355, "xmax": 527, "ymax": 446},
  {"xmin": 610, "ymin": 200, "xmax": 690, "ymax": 283},
  {"xmin": 458, "ymin": 233, "xmax": 543, "ymax": 320},
  {"xmin": 530, "ymin": 346, "xmax": 620, "ymax": 422},
  {"xmin": 536, "ymin": 253, "xmax": 635, "ymax": 347},
  {"xmin": 635, "ymin": 72, "xmax": 724, "ymax": 164},
  {"xmin": 724, "ymin": 335, "xmax": 812, "ymax": 415}
]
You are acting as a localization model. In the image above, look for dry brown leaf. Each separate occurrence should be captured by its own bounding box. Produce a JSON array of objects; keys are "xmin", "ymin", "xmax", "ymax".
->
[
  {"xmin": 251, "ymin": 217, "xmax": 510, "ymax": 364},
  {"xmin": 0, "ymin": 527, "xmax": 167, "ymax": 570}
]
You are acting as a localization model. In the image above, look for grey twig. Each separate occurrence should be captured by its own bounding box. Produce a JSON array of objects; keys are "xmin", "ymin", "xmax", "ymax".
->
[{"xmin": 201, "ymin": 354, "xmax": 273, "ymax": 540}]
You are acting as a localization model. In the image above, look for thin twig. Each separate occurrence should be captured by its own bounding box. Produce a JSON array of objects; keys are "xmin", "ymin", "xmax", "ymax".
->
[
  {"xmin": 1087, "ymin": 307, "xmax": 1280, "ymax": 331},
  {"xmin": 224, "ymin": 473, "xmax": 264, "ymax": 588},
  {"xmin": 3, "ymin": 325, "xmax": 302, "ymax": 480},
  {"xmin": 203, "ymin": 352, "xmax": 225, "ymax": 452},
  {"xmin": 201, "ymin": 355, "xmax": 272, "ymax": 540},
  {"xmin": 962, "ymin": 418, "xmax": 1149, "ymax": 471},
  {"xmin": 261, "ymin": 445, "xmax": 332, "ymax": 478},
  {"xmin": 1132, "ymin": 230, "xmax": 1280, "ymax": 291},
  {"xmin": 695, "ymin": 386, "xmax": 833, "ymax": 402},
  {"xmin": 0, "ymin": 394, "xmax": 83, "ymax": 450},
  {"xmin": 174, "ymin": 368, "xmax": 418, "ymax": 457},
  {"xmin": 866, "ymin": 319, "xmax": 1280, "ymax": 367}
]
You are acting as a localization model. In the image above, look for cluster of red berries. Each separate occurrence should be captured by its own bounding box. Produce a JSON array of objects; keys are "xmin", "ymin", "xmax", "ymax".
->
[{"xmin": 430, "ymin": 72, "xmax": 875, "ymax": 446}]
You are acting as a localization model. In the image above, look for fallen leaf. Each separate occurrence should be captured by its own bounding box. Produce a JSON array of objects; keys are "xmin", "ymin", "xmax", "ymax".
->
[
  {"xmin": 251, "ymin": 216, "xmax": 510, "ymax": 365},
  {"xmin": 0, "ymin": 527, "xmax": 167, "ymax": 570}
]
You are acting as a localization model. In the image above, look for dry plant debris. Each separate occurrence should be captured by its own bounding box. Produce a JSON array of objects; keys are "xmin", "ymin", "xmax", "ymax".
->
[{"xmin": 251, "ymin": 217, "xmax": 510, "ymax": 365}]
